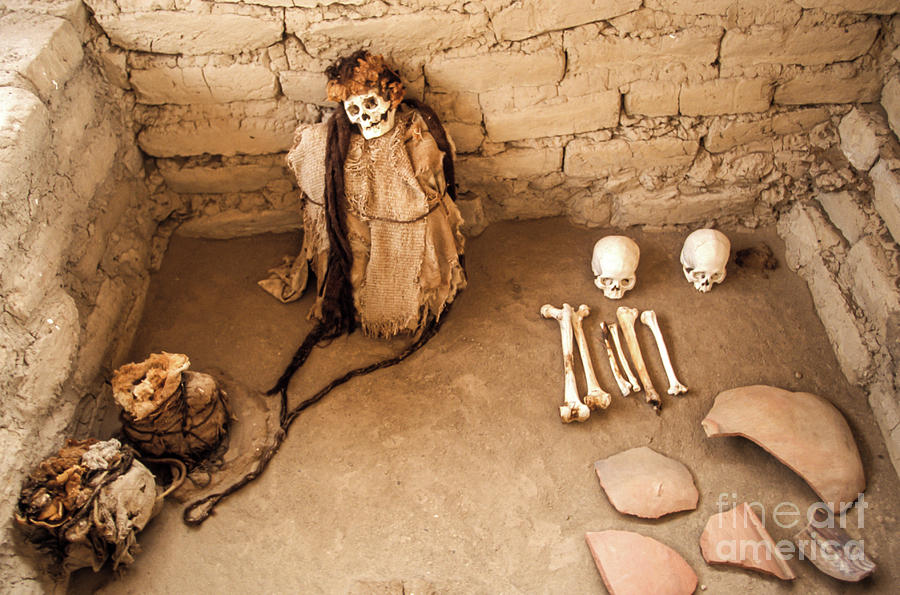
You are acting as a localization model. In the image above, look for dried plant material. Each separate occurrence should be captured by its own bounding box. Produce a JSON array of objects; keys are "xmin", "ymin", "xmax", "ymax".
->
[
  {"xmin": 594, "ymin": 447, "xmax": 698, "ymax": 519},
  {"xmin": 702, "ymin": 385, "xmax": 865, "ymax": 513},
  {"xmin": 16, "ymin": 439, "xmax": 158, "ymax": 573},
  {"xmin": 794, "ymin": 507, "xmax": 876, "ymax": 582},
  {"xmin": 586, "ymin": 530, "xmax": 697, "ymax": 595},
  {"xmin": 111, "ymin": 352, "xmax": 190, "ymax": 420},
  {"xmin": 700, "ymin": 502, "xmax": 796, "ymax": 580}
]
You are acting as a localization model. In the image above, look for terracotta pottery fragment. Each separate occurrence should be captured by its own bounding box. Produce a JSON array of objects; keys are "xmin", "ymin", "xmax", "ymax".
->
[
  {"xmin": 794, "ymin": 507, "xmax": 876, "ymax": 582},
  {"xmin": 586, "ymin": 530, "xmax": 698, "ymax": 595},
  {"xmin": 594, "ymin": 446, "xmax": 698, "ymax": 518},
  {"xmin": 700, "ymin": 502, "xmax": 796, "ymax": 580},
  {"xmin": 702, "ymin": 385, "xmax": 865, "ymax": 512}
]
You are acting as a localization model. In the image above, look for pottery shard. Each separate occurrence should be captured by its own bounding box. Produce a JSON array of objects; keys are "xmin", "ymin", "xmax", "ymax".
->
[
  {"xmin": 586, "ymin": 530, "xmax": 698, "ymax": 595},
  {"xmin": 700, "ymin": 502, "xmax": 796, "ymax": 580},
  {"xmin": 594, "ymin": 446, "xmax": 698, "ymax": 519},
  {"xmin": 702, "ymin": 385, "xmax": 865, "ymax": 513}
]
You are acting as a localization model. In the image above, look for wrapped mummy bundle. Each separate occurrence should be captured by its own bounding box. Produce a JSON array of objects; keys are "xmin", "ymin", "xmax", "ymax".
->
[
  {"xmin": 15, "ymin": 438, "xmax": 158, "ymax": 572},
  {"xmin": 111, "ymin": 352, "xmax": 230, "ymax": 461}
]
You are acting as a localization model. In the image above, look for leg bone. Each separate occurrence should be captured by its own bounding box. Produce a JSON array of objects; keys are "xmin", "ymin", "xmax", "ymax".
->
[
  {"xmin": 616, "ymin": 306, "xmax": 661, "ymax": 411},
  {"xmin": 541, "ymin": 303, "xmax": 591, "ymax": 423},
  {"xmin": 599, "ymin": 322, "xmax": 632, "ymax": 397},
  {"xmin": 640, "ymin": 310, "xmax": 688, "ymax": 396},
  {"xmin": 610, "ymin": 322, "xmax": 641, "ymax": 392},
  {"xmin": 572, "ymin": 305, "xmax": 611, "ymax": 410}
]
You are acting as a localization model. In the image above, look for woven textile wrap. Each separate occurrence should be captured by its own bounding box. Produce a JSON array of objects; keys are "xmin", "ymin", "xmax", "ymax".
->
[{"xmin": 262, "ymin": 106, "xmax": 465, "ymax": 336}]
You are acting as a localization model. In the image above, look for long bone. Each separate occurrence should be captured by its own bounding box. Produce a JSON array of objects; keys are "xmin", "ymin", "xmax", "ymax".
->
[
  {"xmin": 572, "ymin": 305, "xmax": 612, "ymax": 410},
  {"xmin": 609, "ymin": 322, "xmax": 641, "ymax": 392},
  {"xmin": 640, "ymin": 310, "xmax": 688, "ymax": 396},
  {"xmin": 599, "ymin": 322, "xmax": 632, "ymax": 397},
  {"xmin": 616, "ymin": 306, "xmax": 661, "ymax": 411},
  {"xmin": 541, "ymin": 303, "xmax": 591, "ymax": 423}
]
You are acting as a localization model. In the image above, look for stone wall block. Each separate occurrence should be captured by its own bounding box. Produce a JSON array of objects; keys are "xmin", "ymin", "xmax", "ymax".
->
[
  {"xmin": 815, "ymin": 191, "xmax": 869, "ymax": 245},
  {"xmin": 157, "ymin": 155, "xmax": 290, "ymax": 194},
  {"xmin": 778, "ymin": 204, "xmax": 872, "ymax": 384},
  {"xmin": 290, "ymin": 10, "xmax": 489, "ymax": 57},
  {"xmin": 425, "ymin": 48, "xmax": 564, "ymax": 93},
  {"xmin": 565, "ymin": 138, "xmax": 699, "ymax": 177},
  {"xmin": 18, "ymin": 289, "xmax": 80, "ymax": 414},
  {"xmin": 132, "ymin": 65, "xmax": 279, "ymax": 105},
  {"xmin": 839, "ymin": 107, "xmax": 887, "ymax": 171},
  {"xmin": 680, "ymin": 78, "xmax": 773, "ymax": 116},
  {"xmin": 445, "ymin": 122, "xmax": 484, "ymax": 154},
  {"xmin": 871, "ymin": 159, "xmax": 900, "ymax": 245},
  {"xmin": 137, "ymin": 102, "xmax": 306, "ymax": 157},
  {"xmin": 71, "ymin": 120, "xmax": 119, "ymax": 202},
  {"xmin": 0, "ymin": 13, "xmax": 83, "ymax": 101},
  {"xmin": 775, "ymin": 68, "xmax": 880, "ymax": 106},
  {"xmin": 882, "ymin": 77, "xmax": 900, "ymax": 140},
  {"xmin": 612, "ymin": 187, "xmax": 756, "ymax": 226},
  {"xmin": 565, "ymin": 26, "xmax": 721, "ymax": 75},
  {"xmin": 779, "ymin": 201, "xmax": 844, "ymax": 271},
  {"xmin": 0, "ymin": 87, "xmax": 51, "ymax": 217},
  {"xmin": 493, "ymin": 0, "xmax": 640, "ymax": 41},
  {"xmin": 280, "ymin": 71, "xmax": 332, "ymax": 105},
  {"xmin": 844, "ymin": 236, "xmax": 900, "ymax": 343},
  {"xmin": 795, "ymin": 0, "xmax": 900, "ymax": 14},
  {"xmin": 804, "ymin": 256, "xmax": 873, "ymax": 385},
  {"xmin": 624, "ymin": 81, "xmax": 679, "ymax": 117},
  {"xmin": 484, "ymin": 91, "xmax": 620, "ymax": 142},
  {"xmin": 457, "ymin": 148, "xmax": 563, "ymax": 186},
  {"xmin": 92, "ymin": 9, "xmax": 283, "ymax": 55},
  {"xmin": 175, "ymin": 209, "xmax": 302, "ymax": 239},
  {"xmin": 424, "ymin": 91, "xmax": 482, "ymax": 125},
  {"xmin": 721, "ymin": 21, "xmax": 880, "ymax": 67},
  {"xmin": 71, "ymin": 277, "xmax": 129, "ymax": 388}
]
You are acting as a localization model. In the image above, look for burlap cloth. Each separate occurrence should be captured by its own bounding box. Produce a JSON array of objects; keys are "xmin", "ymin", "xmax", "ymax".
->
[{"xmin": 260, "ymin": 106, "xmax": 466, "ymax": 336}]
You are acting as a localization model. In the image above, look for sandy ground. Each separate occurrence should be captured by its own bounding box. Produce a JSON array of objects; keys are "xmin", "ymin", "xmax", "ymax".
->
[{"xmin": 69, "ymin": 219, "xmax": 899, "ymax": 594}]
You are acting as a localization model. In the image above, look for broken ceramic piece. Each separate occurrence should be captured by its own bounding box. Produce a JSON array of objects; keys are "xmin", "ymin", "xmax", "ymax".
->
[
  {"xmin": 700, "ymin": 502, "xmax": 796, "ymax": 580},
  {"xmin": 794, "ymin": 507, "xmax": 876, "ymax": 582},
  {"xmin": 594, "ymin": 447, "xmax": 698, "ymax": 519},
  {"xmin": 586, "ymin": 530, "xmax": 697, "ymax": 595},
  {"xmin": 702, "ymin": 385, "xmax": 865, "ymax": 513}
]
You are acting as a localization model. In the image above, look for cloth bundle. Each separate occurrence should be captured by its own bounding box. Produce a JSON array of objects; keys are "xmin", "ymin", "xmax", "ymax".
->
[
  {"xmin": 15, "ymin": 438, "xmax": 158, "ymax": 572},
  {"xmin": 111, "ymin": 353, "xmax": 230, "ymax": 460}
]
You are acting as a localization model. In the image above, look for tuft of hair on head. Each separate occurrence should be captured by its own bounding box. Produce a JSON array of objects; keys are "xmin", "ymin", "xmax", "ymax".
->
[{"xmin": 325, "ymin": 50, "xmax": 405, "ymax": 108}]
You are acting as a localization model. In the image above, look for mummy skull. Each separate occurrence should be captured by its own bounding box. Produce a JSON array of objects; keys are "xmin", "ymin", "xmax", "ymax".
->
[
  {"xmin": 343, "ymin": 91, "xmax": 397, "ymax": 139},
  {"xmin": 680, "ymin": 229, "xmax": 730, "ymax": 292},
  {"xmin": 591, "ymin": 236, "xmax": 640, "ymax": 300}
]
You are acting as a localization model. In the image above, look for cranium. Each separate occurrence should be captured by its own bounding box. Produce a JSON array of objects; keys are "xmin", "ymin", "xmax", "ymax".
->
[
  {"xmin": 343, "ymin": 91, "xmax": 397, "ymax": 139},
  {"xmin": 680, "ymin": 229, "xmax": 730, "ymax": 293},
  {"xmin": 591, "ymin": 236, "xmax": 640, "ymax": 300}
]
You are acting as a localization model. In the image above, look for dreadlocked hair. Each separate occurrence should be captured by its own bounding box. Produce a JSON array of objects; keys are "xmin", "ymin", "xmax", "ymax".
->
[{"xmin": 325, "ymin": 50, "xmax": 405, "ymax": 108}]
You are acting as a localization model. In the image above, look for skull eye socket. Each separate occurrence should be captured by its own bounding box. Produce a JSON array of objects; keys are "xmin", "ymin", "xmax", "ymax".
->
[
  {"xmin": 599, "ymin": 277, "xmax": 615, "ymax": 287},
  {"xmin": 692, "ymin": 270, "xmax": 706, "ymax": 281},
  {"xmin": 363, "ymin": 96, "xmax": 378, "ymax": 109},
  {"xmin": 710, "ymin": 271, "xmax": 725, "ymax": 282},
  {"xmin": 620, "ymin": 277, "xmax": 635, "ymax": 289},
  {"xmin": 346, "ymin": 104, "xmax": 360, "ymax": 116}
]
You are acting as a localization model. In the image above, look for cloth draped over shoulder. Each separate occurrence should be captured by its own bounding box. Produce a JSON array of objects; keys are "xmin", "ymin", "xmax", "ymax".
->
[{"xmin": 259, "ymin": 106, "xmax": 467, "ymax": 337}]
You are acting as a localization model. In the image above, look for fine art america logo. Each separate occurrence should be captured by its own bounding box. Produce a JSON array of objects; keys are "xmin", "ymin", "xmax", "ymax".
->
[{"xmin": 714, "ymin": 492, "xmax": 869, "ymax": 563}]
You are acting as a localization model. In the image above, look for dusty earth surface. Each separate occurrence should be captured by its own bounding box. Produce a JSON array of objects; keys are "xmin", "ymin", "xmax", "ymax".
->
[{"xmin": 69, "ymin": 219, "xmax": 899, "ymax": 594}]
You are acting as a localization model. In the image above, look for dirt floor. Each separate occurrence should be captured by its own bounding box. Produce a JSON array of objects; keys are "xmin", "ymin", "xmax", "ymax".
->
[{"xmin": 69, "ymin": 219, "xmax": 900, "ymax": 594}]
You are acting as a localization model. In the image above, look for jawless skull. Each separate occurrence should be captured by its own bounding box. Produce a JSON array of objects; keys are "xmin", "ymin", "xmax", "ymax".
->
[
  {"xmin": 591, "ymin": 236, "xmax": 640, "ymax": 300},
  {"xmin": 680, "ymin": 229, "xmax": 730, "ymax": 292},
  {"xmin": 343, "ymin": 91, "xmax": 397, "ymax": 139}
]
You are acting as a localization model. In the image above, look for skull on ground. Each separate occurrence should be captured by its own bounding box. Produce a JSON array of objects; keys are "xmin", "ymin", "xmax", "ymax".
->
[
  {"xmin": 591, "ymin": 236, "xmax": 640, "ymax": 300},
  {"xmin": 343, "ymin": 91, "xmax": 397, "ymax": 139},
  {"xmin": 680, "ymin": 229, "xmax": 730, "ymax": 292}
]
